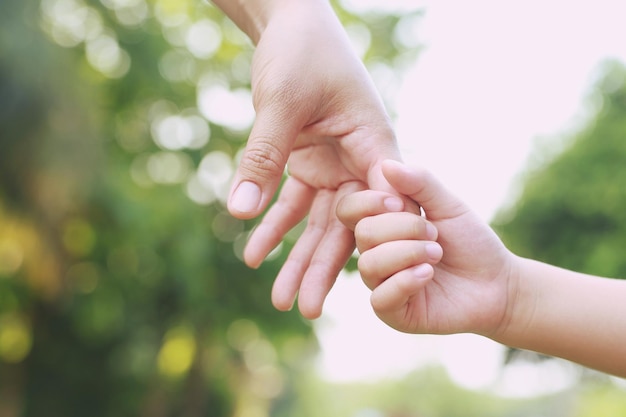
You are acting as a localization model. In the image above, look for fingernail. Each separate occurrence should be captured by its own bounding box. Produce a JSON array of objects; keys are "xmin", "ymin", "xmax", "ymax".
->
[
  {"xmin": 425, "ymin": 222, "xmax": 438, "ymax": 240},
  {"xmin": 425, "ymin": 242, "xmax": 443, "ymax": 260},
  {"xmin": 384, "ymin": 197, "xmax": 404, "ymax": 212},
  {"xmin": 412, "ymin": 264, "xmax": 432, "ymax": 279},
  {"xmin": 230, "ymin": 181, "xmax": 261, "ymax": 214}
]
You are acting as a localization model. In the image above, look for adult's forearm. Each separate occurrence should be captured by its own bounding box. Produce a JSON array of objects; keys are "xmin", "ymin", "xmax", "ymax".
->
[
  {"xmin": 212, "ymin": 0, "xmax": 330, "ymax": 45},
  {"xmin": 496, "ymin": 257, "xmax": 626, "ymax": 377},
  {"xmin": 211, "ymin": 0, "xmax": 276, "ymax": 43}
]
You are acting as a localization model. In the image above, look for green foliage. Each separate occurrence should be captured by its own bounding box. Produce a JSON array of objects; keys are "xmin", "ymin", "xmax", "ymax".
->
[
  {"xmin": 0, "ymin": 0, "xmax": 418, "ymax": 415},
  {"xmin": 286, "ymin": 366, "xmax": 576, "ymax": 417},
  {"xmin": 572, "ymin": 380, "xmax": 626, "ymax": 417},
  {"xmin": 493, "ymin": 62, "xmax": 626, "ymax": 279}
]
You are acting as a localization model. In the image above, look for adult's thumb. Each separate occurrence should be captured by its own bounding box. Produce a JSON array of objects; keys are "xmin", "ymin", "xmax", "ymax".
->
[{"xmin": 227, "ymin": 107, "xmax": 301, "ymax": 220}]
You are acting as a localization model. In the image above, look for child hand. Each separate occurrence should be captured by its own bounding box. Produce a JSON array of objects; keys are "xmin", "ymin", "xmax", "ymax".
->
[{"xmin": 337, "ymin": 160, "xmax": 518, "ymax": 337}]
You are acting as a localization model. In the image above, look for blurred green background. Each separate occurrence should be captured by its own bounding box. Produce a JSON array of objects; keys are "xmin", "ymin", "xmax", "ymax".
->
[{"xmin": 1, "ymin": 0, "xmax": 625, "ymax": 416}]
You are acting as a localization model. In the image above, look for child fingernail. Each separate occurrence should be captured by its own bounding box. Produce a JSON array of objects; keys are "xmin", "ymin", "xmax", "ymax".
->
[
  {"xmin": 425, "ymin": 242, "xmax": 443, "ymax": 260},
  {"xmin": 425, "ymin": 223, "xmax": 438, "ymax": 240},
  {"xmin": 412, "ymin": 264, "xmax": 432, "ymax": 279},
  {"xmin": 384, "ymin": 197, "xmax": 404, "ymax": 212}
]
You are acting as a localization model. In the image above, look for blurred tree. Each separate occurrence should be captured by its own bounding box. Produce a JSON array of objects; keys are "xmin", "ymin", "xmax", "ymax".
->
[
  {"xmin": 283, "ymin": 365, "xmax": 572, "ymax": 417},
  {"xmin": 573, "ymin": 379, "xmax": 626, "ymax": 417},
  {"xmin": 0, "ymin": 0, "xmax": 420, "ymax": 415},
  {"xmin": 493, "ymin": 61, "xmax": 626, "ymax": 280},
  {"xmin": 492, "ymin": 62, "xmax": 626, "ymax": 367}
]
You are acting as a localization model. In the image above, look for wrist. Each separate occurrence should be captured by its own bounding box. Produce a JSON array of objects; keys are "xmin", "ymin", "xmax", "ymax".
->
[
  {"xmin": 214, "ymin": 0, "xmax": 331, "ymax": 45},
  {"xmin": 488, "ymin": 255, "xmax": 536, "ymax": 346},
  {"xmin": 212, "ymin": 0, "xmax": 275, "ymax": 43}
]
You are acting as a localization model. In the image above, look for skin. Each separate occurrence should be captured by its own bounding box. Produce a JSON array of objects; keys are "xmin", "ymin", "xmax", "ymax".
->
[
  {"xmin": 336, "ymin": 160, "xmax": 626, "ymax": 378},
  {"xmin": 212, "ymin": 0, "xmax": 405, "ymax": 318}
]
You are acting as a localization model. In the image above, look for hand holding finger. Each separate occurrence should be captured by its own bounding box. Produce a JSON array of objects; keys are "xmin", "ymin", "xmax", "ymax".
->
[
  {"xmin": 370, "ymin": 264, "xmax": 434, "ymax": 331},
  {"xmin": 358, "ymin": 240, "xmax": 442, "ymax": 290},
  {"xmin": 354, "ymin": 212, "xmax": 438, "ymax": 253},
  {"xmin": 381, "ymin": 160, "xmax": 469, "ymax": 221},
  {"xmin": 336, "ymin": 190, "xmax": 422, "ymax": 231}
]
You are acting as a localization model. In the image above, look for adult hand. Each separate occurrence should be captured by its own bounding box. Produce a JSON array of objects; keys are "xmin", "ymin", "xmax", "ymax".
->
[{"xmin": 214, "ymin": 0, "xmax": 403, "ymax": 318}]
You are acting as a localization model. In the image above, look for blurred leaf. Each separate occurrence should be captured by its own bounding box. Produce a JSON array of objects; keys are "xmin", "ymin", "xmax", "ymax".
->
[{"xmin": 494, "ymin": 61, "xmax": 626, "ymax": 279}]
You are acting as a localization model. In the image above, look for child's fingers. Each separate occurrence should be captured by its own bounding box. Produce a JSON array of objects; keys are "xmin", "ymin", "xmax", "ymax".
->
[
  {"xmin": 381, "ymin": 160, "xmax": 469, "ymax": 221},
  {"xmin": 336, "ymin": 190, "xmax": 405, "ymax": 231},
  {"xmin": 370, "ymin": 263, "xmax": 433, "ymax": 316},
  {"xmin": 358, "ymin": 240, "xmax": 442, "ymax": 290},
  {"xmin": 354, "ymin": 212, "xmax": 438, "ymax": 253}
]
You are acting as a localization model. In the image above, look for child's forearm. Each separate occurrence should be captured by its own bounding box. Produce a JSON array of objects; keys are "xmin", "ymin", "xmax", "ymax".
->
[{"xmin": 494, "ymin": 256, "xmax": 626, "ymax": 377}]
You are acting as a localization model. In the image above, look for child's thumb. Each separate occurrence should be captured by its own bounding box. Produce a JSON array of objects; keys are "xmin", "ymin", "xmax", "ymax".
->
[{"xmin": 381, "ymin": 160, "xmax": 468, "ymax": 221}]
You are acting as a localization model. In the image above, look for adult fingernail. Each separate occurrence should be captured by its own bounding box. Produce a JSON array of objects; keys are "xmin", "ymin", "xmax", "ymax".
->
[
  {"xmin": 230, "ymin": 181, "xmax": 261, "ymax": 214},
  {"xmin": 384, "ymin": 197, "xmax": 404, "ymax": 212},
  {"xmin": 425, "ymin": 242, "xmax": 443, "ymax": 260}
]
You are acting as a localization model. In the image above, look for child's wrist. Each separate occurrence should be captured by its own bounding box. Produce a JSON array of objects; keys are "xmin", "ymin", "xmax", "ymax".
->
[{"xmin": 486, "ymin": 254, "xmax": 534, "ymax": 346}]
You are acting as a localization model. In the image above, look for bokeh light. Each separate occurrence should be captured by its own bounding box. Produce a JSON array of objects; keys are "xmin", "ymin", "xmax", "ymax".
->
[
  {"xmin": 0, "ymin": 314, "xmax": 32, "ymax": 363},
  {"xmin": 394, "ymin": 13, "xmax": 423, "ymax": 49},
  {"xmin": 195, "ymin": 150, "xmax": 234, "ymax": 203},
  {"xmin": 151, "ymin": 111, "xmax": 210, "ymax": 150},
  {"xmin": 158, "ymin": 324, "xmax": 197, "ymax": 378},
  {"xmin": 146, "ymin": 151, "xmax": 193, "ymax": 184},
  {"xmin": 159, "ymin": 49, "xmax": 197, "ymax": 82},
  {"xmin": 100, "ymin": 0, "xmax": 149, "ymax": 28},
  {"xmin": 85, "ymin": 32, "xmax": 131, "ymax": 78},
  {"xmin": 154, "ymin": 0, "xmax": 189, "ymax": 27},
  {"xmin": 227, "ymin": 319, "xmax": 260, "ymax": 352},
  {"xmin": 185, "ymin": 19, "xmax": 222, "ymax": 59},
  {"xmin": 41, "ymin": 0, "xmax": 131, "ymax": 78},
  {"xmin": 40, "ymin": 0, "xmax": 103, "ymax": 47},
  {"xmin": 197, "ymin": 84, "xmax": 255, "ymax": 132},
  {"xmin": 0, "ymin": 239, "xmax": 24, "ymax": 276}
]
